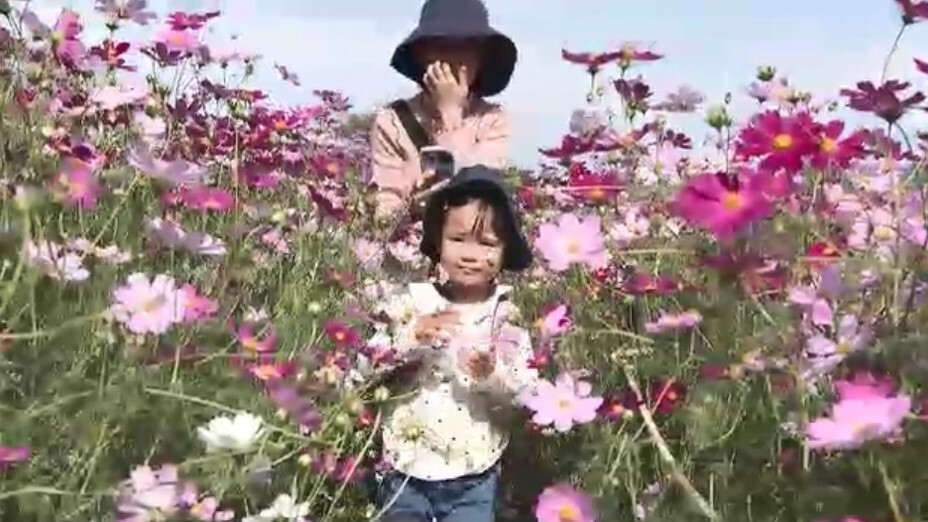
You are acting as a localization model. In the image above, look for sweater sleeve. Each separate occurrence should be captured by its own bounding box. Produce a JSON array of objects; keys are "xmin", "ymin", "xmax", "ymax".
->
[
  {"xmin": 369, "ymin": 108, "xmax": 420, "ymax": 218},
  {"xmin": 434, "ymin": 104, "xmax": 511, "ymax": 170},
  {"xmin": 457, "ymin": 323, "xmax": 539, "ymax": 403}
]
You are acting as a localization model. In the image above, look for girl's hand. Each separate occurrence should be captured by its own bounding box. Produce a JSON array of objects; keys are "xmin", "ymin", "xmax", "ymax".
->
[
  {"xmin": 466, "ymin": 351, "xmax": 496, "ymax": 380},
  {"xmin": 413, "ymin": 310, "xmax": 460, "ymax": 343},
  {"xmin": 423, "ymin": 62, "xmax": 468, "ymax": 125}
]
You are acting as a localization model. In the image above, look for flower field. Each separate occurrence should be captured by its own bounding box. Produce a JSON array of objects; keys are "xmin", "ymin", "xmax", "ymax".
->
[{"xmin": 3, "ymin": 1, "xmax": 928, "ymax": 521}]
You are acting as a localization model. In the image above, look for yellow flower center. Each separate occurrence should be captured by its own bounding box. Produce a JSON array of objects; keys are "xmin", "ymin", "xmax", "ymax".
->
[
  {"xmin": 142, "ymin": 296, "xmax": 165, "ymax": 313},
  {"xmin": 334, "ymin": 331, "xmax": 346, "ymax": 342},
  {"xmin": 772, "ymin": 133, "xmax": 793, "ymax": 150},
  {"xmin": 873, "ymin": 225, "xmax": 894, "ymax": 240},
  {"xmin": 721, "ymin": 191, "xmax": 742, "ymax": 211},
  {"xmin": 558, "ymin": 504, "xmax": 580, "ymax": 522},
  {"xmin": 252, "ymin": 364, "xmax": 281, "ymax": 380},
  {"xmin": 65, "ymin": 177, "xmax": 87, "ymax": 197},
  {"xmin": 566, "ymin": 240, "xmax": 581, "ymax": 255},
  {"xmin": 820, "ymin": 136, "xmax": 836, "ymax": 153},
  {"xmin": 557, "ymin": 398, "xmax": 573, "ymax": 410},
  {"xmin": 401, "ymin": 424, "xmax": 424, "ymax": 441},
  {"xmin": 166, "ymin": 31, "xmax": 188, "ymax": 47},
  {"xmin": 242, "ymin": 337, "xmax": 260, "ymax": 352}
]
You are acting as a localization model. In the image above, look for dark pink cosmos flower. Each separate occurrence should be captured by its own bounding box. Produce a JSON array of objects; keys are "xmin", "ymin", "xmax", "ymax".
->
[{"xmin": 670, "ymin": 170, "xmax": 776, "ymax": 240}]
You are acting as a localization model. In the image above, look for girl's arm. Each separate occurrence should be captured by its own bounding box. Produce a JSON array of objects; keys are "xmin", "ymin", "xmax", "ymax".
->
[{"xmin": 459, "ymin": 324, "xmax": 539, "ymax": 403}]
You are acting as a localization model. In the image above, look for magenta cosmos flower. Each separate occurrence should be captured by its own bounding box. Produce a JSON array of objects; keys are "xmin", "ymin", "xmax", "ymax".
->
[
  {"xmin": 0, "ymin": 445, "xmax": 30, "ymax": 469},
  {"xmin": 535, "ymin": 483, "xmax": 596, "ymax": 522},
  {"xmin": 110, "ymin": 273, "xmax": 187, "ymax": 335},
  {"xmin": 536, "ymin": 303, "xmax": 573, "ymax": 339},
  {"xmin": 521, "ymin": 373, "xmax": 603, "ymax": 432},
  {"xmin": 670, "ymin": 170, "xmax": 775, "ymax": 240},
  {"xmin": 806, "ymin": 394, "xmax": 911, "ymax": 450},
  {"xmin": 533, "ymin": 213, "xmax": 609, "ymax": 272}
]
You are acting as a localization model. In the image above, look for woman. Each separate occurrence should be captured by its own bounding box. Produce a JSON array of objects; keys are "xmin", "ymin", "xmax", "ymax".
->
[{"xmin": 369, "ymin": 0, "xmax": 517, "ymax": 220}]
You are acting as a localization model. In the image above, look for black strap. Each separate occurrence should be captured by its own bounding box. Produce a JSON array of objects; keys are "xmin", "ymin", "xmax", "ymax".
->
[{"xmin": 389, "ymin": 99, "xmax": 432, "ymax": 154}]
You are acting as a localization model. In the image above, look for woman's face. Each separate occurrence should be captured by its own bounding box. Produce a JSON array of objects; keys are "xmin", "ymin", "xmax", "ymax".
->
[{"xmin": 414, "ymin": 38, "xmax": 481, "ymax": 86}]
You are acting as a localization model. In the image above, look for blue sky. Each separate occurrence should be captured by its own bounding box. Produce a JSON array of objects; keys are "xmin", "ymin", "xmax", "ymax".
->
[{"xmin": 31, "ymin": 0, "xmax": 928, "ymax": 166}]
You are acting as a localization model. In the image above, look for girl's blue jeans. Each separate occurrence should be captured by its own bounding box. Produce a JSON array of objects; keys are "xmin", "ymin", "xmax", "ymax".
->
[{"xmin": 374, "ymin": 465, "xmax": 499, "ymax": 522}]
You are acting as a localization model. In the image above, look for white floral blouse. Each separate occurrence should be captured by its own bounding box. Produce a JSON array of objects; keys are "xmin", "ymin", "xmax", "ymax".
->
[{"xmin": 365, "ymin": 282, "xmax": 538, "ymax": 481}]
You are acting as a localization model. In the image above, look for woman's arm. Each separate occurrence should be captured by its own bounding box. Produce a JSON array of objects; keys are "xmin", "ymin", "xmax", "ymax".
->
[
  {"xmin": 369, "ymin": 108, "xmax": 420, "ymax": 218},
  {"xmin": 433, "ymin": 103, "xmax": 511, "ymax": 170}
]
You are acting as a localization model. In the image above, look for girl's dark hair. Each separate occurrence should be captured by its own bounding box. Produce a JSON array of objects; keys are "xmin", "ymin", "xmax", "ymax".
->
[{"xmin": 420, "ymin": 181, "xmax": 530, "ymax": 272}]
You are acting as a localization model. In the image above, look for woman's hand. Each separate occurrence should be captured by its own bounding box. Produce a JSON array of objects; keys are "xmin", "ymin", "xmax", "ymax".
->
[
  {"xmin": 414, "ymin": 168, "xmax": 437, "ymax": 191},
  {"xmin": 413, "ymin": 309, "xmax": 460, "ymax": 343},
  {"xmin": 423, "ymin": 62, "xmax": 468, "ymax": 127}
]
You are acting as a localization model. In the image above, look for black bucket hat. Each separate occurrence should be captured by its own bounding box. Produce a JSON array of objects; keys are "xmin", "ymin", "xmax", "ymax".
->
[
  {"xmin": 391, "ymin": 0, "xmax": 517, "ymax": 98},
  {"xmin": 420, "ymin": 165, "xmax": 533, "ymax": 272}
]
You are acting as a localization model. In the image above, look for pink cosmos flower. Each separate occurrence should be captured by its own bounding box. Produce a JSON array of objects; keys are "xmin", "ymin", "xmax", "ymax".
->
[
  {"xmin": 110, "ymin": 273, "xmax": 187, "ymax": 335},
  {"xmin": 233, "ymin": 323, "xmax": 276, "ymax": 355},
  {"xmin": 536, "ymin": 303, "xmax": 572, "ymax": 339},
  {"xmin": 127, "ymin": 145, "xmax": 208, "ymax": 186},
  {"xmin": 787, "ymin": 264, "xmax": 844, "ymax": 327},
  {"xmin": 91, "ymin": 82, "xmax": 148, "ymax": 110},
  {"xmin": 534, "ymin": 213, "xmax": 609, "ymax": 272},
  {"xmin": 644, "ymin": 309, "xmax": 702, "ymax": 334},
  {"xmin": 153, "ymin": 28, "xmax": 200, "ymax": 53},
  {"xmin": 52, "ymin": 157, "xmax": 100, "ymax": 209},
  {"xmin": 608, "ymin": 205, "xmax": 651, "ymax": 246},
  {"xmin": 803, "ymin": 315, "xmax": 871, "ymax": 378},
  {"xmin": 352, "ymin": 238, "xmax": 384, "ymax": 272},
  {"xmin": 25, "ymin": 240, "xmax": 90, "ymax": 282},
  {"xmin": 834, "ymin": 372, "xmax": 895, "ymax": 401},
  {"xmin": 670, "ymin": 170, "xmax": 775, "ymax": 240},
  {"xmin": 189, "ymin": 496, "xmax": 234, "ymax": 521},
  {"xmin": 521, "ymin": 373, "xmax": 603, "ymax": 432},
  {"xmin": 177, "ymin": 187, "xmax": 234, "ymax": 211},
  {"xmin": 95, "ymin": 0, "xmax": 157, "ymax": 26},
  {"xmin": 145, "ymin": 218, "xmax": 227, "ymax": 257},
  {"xmin": 535, "ymin": 483, "xmax": 596, "ymax": 522},
  {"xmin": 117, "ymin": 464, "xmax": 184, "ymax": 521},
  {"xmin": 52, "ymin": 10, "xmax": 87, "ymax": 68},
  {"xmin": 180, "ymin": 284, "xmax": 218, "ymax": 322},
  {"xmin": 806, "ymin": 394, "xmax": 911, "ymax": 450}
]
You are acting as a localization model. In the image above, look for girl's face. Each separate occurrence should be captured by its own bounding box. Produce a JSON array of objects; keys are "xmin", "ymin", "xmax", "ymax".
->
[
  {"xmin": 438, "ymin": 200, "xmax": 504, "ymax": 296},
  {"xmin": 414, "ymin": 38, "xmax": 481, "ymax": 86}
]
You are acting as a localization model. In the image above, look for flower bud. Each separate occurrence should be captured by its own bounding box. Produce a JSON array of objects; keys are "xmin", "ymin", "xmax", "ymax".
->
[
  {"xmin": 756, "ymin": 65, "xmax": 776, "ymax": 81},
  {"xmin": 705, "ymin": 105, "xmax": 732, "ymax": 131}
]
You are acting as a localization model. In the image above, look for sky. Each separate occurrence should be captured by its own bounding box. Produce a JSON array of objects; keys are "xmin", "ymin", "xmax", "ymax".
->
[{"xmin": 22, "ymin": 0, "xmax": 928, "ymax": 167}]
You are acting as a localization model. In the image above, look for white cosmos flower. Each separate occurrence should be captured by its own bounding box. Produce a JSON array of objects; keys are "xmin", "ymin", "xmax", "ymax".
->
[
  {"xmin": 242, "ymin": 493, "xmax": 310, "ymax": 522},
  {"xmin": 196, "ymin": 412, "xmax": 265, "ymax": 453}
]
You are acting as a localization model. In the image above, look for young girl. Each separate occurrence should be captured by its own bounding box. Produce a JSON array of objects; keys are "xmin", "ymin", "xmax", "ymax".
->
[
  {"xmin": 369, "ymin": 0, "xmax": 516, "ymax": 220},
  {"xmin": 368, "ymin": 165, "xmax": 536, "ymax": 522}
]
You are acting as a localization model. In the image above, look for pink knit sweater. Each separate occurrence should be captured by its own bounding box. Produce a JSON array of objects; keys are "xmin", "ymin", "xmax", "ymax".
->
[{"xmin": 369, "ymin": 94, "xmax": 511, "ymax": 216}]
